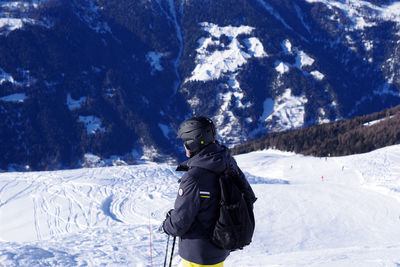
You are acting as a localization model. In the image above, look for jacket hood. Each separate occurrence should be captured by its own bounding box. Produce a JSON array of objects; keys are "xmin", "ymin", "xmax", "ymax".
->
[{"xmin": 185, "ymin": 142, "xmax": 230, "ymax": 174}]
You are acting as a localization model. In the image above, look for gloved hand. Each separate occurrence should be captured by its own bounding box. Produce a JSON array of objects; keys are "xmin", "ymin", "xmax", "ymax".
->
[{"xmin": 159, "ymin": 209, "xmax": 174, "ymax": 233}]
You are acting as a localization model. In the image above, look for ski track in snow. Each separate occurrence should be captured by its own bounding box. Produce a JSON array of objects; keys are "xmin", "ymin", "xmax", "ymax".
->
[
  {"xmin": 1, "ymin": 146, "xmax": 400, "ymax": 266},
  {"xmin": 0, "ymin": 164, "xmax": 181, "ymax": 266}
]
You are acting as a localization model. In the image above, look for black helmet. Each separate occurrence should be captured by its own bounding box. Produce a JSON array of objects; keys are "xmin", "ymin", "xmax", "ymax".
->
[{"xmin": 177, "ymin": 116, "xmax": 217, "ymax": 155}]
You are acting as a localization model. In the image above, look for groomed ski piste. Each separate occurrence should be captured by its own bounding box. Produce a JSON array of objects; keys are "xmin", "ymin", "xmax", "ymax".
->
[{"xmin": 1, "ymin": 145, "xmax": 400, "ymax": 266}]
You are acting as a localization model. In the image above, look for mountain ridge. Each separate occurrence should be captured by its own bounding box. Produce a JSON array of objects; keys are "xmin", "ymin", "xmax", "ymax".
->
[
  {"xmin": 231, "ymin": 104, "xmax": 400, "ymax": 157},
  {"xmin": 1, "ymin": 0, "xmax": 400, "ymax": 171}
]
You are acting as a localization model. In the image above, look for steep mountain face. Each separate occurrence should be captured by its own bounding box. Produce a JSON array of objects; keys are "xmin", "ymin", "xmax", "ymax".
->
[{"xmin": 1, "ymin": 0, "xmax": 400, "ymax": 171}]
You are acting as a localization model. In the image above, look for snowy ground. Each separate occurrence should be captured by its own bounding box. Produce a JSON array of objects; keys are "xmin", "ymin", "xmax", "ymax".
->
[{"xmin": 1, "ymin": 145, "xmax": 400, "ymax": 266}]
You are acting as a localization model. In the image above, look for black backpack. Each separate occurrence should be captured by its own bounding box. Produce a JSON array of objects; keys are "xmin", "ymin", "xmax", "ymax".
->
[{"xmin": 211, "ymin": 168, "xmax": 255, "ymax": 251}]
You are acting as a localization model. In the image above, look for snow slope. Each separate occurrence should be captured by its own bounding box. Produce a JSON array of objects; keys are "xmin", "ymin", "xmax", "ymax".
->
[
  {"xmin": 306, "ymin": 0, "xmax": 400, "ymax": 30},
  {"xmin": 0, "ymin": 0, "xmax": 52, "ymax": 35},
  {"xmin": 1, "ymin": 145, "xmax": 400, "ymax": 266},
  {"xmin": 186, "ymin": 22, "xmax": 266, "ymax": 82}
]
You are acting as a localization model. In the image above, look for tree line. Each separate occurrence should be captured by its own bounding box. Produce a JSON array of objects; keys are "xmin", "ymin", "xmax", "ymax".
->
[{"xmin": 231, "ymin": 104, "xmax": 400, "ymax": 157}]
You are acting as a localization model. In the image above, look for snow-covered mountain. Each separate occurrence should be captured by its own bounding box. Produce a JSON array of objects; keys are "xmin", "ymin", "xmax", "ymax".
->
[
  {"xmin": 1, "ymin": 0, "xmax": 400, "ymax": 170},
  {"xmin": 1, "ymin": 145, "xmax": 400, "ymax": 266}
]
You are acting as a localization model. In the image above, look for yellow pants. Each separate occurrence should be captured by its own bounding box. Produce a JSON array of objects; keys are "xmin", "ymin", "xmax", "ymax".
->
[{"xmin": 182, "ymin": 258, "xmax": 224, "ymax": 267}]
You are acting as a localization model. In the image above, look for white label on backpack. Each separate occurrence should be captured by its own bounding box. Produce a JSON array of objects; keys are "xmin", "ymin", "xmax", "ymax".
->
[{"xmin": 178, "ymin": 188, "xmax": 184, "ymax": 196}]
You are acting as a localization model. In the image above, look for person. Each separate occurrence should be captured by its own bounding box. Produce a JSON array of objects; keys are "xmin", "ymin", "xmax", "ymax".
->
[{"xmin": 162, "ymin": 116, "xmax": 256, "ymax": 267}]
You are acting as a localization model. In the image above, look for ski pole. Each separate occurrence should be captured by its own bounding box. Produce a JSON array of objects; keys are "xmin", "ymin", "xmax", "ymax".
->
[
  {"xmin": 149, "ymin": 213, "xmax": 153, "ymax": 267},
  {"xmin": 169, "ymin": 236, "xmax": 176, "ymax": 267},
  {"xmin": 163, "ymin": 235, "xmax": 170, "ymax": 267}
]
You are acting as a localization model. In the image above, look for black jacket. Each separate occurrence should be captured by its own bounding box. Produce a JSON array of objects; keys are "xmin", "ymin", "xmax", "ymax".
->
[{"xmin": 163, "ymin": 142, "xmax": 256, "ymax": 265}]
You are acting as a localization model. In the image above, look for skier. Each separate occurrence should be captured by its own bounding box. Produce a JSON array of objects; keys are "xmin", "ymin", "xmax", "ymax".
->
[{"xmin": 162, "ymin": 116, "xmax": 256, "ymax": 267}]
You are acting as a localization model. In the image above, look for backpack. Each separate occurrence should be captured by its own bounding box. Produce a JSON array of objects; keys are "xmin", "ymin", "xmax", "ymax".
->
[{"xmin": 211, "ymin": 168, "xmax": 255, "ymax": 251}]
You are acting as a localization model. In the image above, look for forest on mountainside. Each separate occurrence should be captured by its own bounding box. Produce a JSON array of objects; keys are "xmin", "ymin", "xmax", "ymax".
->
[{"xmin": 231, "ymin": 104, "xmax": 400, "ymax": 157}]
